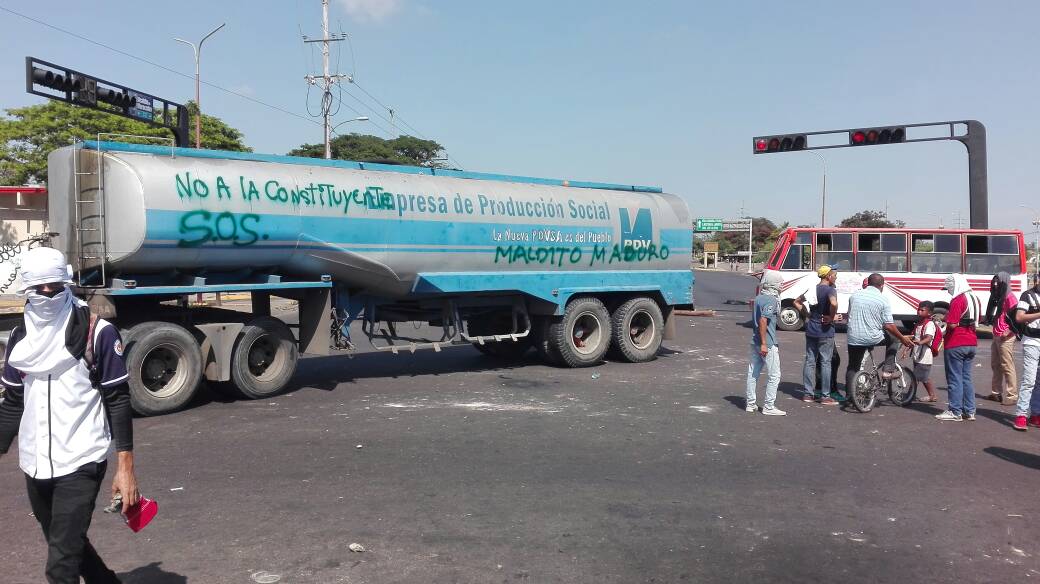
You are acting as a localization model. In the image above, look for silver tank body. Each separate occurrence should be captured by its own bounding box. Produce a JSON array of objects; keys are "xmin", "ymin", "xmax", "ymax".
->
[{"xmin": 48, "ymin": 144, "xmax": 691, "ymax": 297}]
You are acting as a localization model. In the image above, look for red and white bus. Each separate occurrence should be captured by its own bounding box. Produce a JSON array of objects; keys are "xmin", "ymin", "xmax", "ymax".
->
[{"xmin": 764, "ymin": 227, "xmax": 1028, "ymax": 331}]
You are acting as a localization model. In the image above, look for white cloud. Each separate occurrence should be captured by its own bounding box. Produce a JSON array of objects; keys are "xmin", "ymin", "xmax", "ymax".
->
[{"xmin": 340, "ymin": 0, "xmax": 402, "ymax": 22}]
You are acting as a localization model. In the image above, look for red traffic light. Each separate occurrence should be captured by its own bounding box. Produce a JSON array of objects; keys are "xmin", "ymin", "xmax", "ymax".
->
[
  {"xmin": 752, "ymin": 134, "xmax": 807, "ymax": 154},
  {"xmin": 850, "ymin": 126, "xmax": 906, "ymax": 146}
]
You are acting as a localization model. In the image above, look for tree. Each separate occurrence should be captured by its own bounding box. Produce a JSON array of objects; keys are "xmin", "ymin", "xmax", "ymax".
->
[
  {"xmin": 288, "ymin": 133, "xmax": 445, "ymax": 167},
  {"xmin": 0, "ymin": 100, "xmax": 250, "ymax": 185},
  {"xmin": 839, "ymin": 210, "xmax": 905, "ymax": 228}
]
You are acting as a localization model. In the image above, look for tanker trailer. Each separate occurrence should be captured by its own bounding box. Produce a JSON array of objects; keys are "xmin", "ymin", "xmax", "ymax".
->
[{"xmin": 36, "ymin": 140, "xmax": 693, "ymax": 415}]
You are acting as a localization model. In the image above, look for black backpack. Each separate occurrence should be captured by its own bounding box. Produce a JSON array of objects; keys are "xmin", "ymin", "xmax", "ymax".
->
[{"xmin": 1010, "ymin": 290, "xmax": 1040, "ymax": 339}]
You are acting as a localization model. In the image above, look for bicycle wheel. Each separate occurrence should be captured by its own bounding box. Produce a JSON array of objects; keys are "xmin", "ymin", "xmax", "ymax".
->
[
  {"xmin": 888, "ymin": 365, "xmax": 917, "ymax": 406},
  {"xmin": 850, "ymin": 371, "xmax": 877, "ymax": 413}
]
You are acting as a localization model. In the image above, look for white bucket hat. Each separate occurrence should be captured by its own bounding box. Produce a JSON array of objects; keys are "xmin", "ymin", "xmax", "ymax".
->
[{"xmin": 15, "ymin": 247, "xmax": 74, "ymax": 294}]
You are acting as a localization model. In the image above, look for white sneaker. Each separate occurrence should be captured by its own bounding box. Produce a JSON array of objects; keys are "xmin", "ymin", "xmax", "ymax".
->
[
  {"xmin": 761, "ymin": 406, "xmax": 787, "ymax": 416},
  {"xmin": 963, "ymin": 412, "xmax": 976, "ymax": 421},
  {"xmin": 746, "ymin": 404, "xmax": 758, "ymax": 413},
  {"xmin": 935, "ymin": 410, "xmax": 963, "ymax": 421}
]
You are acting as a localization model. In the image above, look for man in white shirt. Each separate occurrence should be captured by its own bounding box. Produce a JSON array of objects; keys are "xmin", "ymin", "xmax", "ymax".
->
[
  {"xmin": 1013, "ymin": 273, "xmax": 1040, "ymax": 431},
  {"xmin": 0, "ymin": 247, "xmax": 138, "ymax": 584}
]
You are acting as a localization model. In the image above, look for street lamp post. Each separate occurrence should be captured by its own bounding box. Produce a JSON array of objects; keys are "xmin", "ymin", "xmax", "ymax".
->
[
  {"xmin": 175, "ymin": 23, "xmax": 226, "ymax": 149},
  {"xmin": 1021, "ymin": 204, "xmax": 1040, "ymax": 274},
  {"xmin": 807, "ymin": 150, "xmax": 827, "ymax": 227},
  {"xmin": 331, "ymin": 116, "xmax": 369, "ymax": 134}
]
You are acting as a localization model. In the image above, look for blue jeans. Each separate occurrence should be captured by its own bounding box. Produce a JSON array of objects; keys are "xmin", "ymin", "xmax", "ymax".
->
[
  {"xmin": 747, "ymin": 344, "xmax": 780, "ymax": 409},
  {"xmin": 802, "ymin": 336, "xmax": 835, "ymax": 397},
  {"xmin": 1015, "ymin": 344, "xmax": 1040, "ymax": 417},
  {"xmin": 943, "ymin": 345, "xmax": 977, "ymax": 416}
]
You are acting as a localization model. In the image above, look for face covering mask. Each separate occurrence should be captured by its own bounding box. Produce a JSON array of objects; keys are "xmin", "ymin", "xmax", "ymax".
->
[{"xmin": 25, "ymin": 288, "xmax": 71, "ymax": 320}]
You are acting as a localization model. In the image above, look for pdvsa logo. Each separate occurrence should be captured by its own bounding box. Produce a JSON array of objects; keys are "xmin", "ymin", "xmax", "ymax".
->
[{"xmin": 620, "ymin": 207, "xmax": 653, "ymax": 249}]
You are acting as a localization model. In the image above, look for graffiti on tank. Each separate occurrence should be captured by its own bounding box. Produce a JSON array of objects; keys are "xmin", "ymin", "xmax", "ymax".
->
[
  {"xmin": 494, "ymin": 243, "xmax": 670, "ymax": 267},
  {"xmin": 177, "ymin": 210, "xmax": 267, "ymax": 248}
]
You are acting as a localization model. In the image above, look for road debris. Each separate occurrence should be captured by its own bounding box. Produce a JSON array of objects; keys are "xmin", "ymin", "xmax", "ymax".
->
[
  {"xmin": 348, "ymin": 543, "xmax": 366, "ymax": 552},
  {"xmin": 251, "ymin": 571, "xmax": 281, "ymax": 583}
]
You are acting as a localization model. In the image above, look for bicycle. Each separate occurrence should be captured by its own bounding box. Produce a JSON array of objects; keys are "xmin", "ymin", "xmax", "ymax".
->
[{"xmin": 848, "ymin": 349, "xmax": 916, "ymax": 413}]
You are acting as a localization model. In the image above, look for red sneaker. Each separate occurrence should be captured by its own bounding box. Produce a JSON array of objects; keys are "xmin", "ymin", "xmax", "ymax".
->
[
  {"xmin": 1030, "ymin": 415, "xmax": 1040, "ymax": 428},
  {"xmin": 1014, "ymin": 416, "xmax": 1028, "ymax": 431}
]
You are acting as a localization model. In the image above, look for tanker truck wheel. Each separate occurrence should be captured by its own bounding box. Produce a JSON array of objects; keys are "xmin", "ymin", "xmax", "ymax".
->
[
  {"xmin": 609, "ymin": 296, "xmax": 664, "ymax": 363},
  {"xmin": 548, "ymin": 296, "xmax": 611, "ymax": 367},
  {"xmin": 124, "ymin": 322, "xmax": 204, "ymax": 416},
  {"xmin": 229, "ymin": 317, "xmax": 299, "ymax": 400},
  {"xmin": 533, "ymin": 316, "xmax": 563, "ymax": 365}
]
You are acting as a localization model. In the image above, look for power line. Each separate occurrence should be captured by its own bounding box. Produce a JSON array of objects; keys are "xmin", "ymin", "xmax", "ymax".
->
[{"xmin": 0, "ymin": 5, "xmax": 321, "ymax": 128}]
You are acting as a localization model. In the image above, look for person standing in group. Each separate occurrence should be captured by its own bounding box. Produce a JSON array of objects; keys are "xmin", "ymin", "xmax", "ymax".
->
[
  {"xmin": 984, "ymin": 272, "xmax": 1019, "ymax": 405},
  {"xmin": 794, "ymin": 265, "xmax": 840, "ymax": 405},
  {"xmin": 903, "ymin": 300, "xmax": 940, "ymax": 403},
  {"xmin": 0, "ymin": 247, "xmax": 138, "ymax": 584},
  {"xmin": 845, "ymin": 273, "xmax": 914, "ymax": 398},
  {"xmin": 936, "ymin": 273, "xmax": 982, "ymax": 422},
  {"xmin": 1012, "ymin": 273, "xmax": 1040, "ymax": 431},
  {"xmin": 746, "ymin": 270, "xmax": 787, "ymax": 416}
]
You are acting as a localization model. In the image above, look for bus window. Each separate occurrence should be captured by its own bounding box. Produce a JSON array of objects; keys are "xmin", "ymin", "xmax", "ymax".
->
[
  {"xmin": 857, "ymin": 232, "xmax": 907, "ymax": 272},
  {"xmin": 781, "ymin": 232, "xmax": 812, "ymax": 270},
  {"xmin": 767, "ymin": 232, "xmax": 789, "ymax": 268},
  {"xmin": 815, "ymin": 233, "xmax": 853, "ymax": 270},
  {"xmin": 965, "ymin": 234, "xmax": 1023, "ymax": 274},
  {"xmin": 911, "ymin": 233, "xmax": 962, "ymax": 273}
]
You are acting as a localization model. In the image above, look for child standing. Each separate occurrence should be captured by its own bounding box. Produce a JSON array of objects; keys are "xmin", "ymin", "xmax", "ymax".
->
[{"xmin": 904, "ymin": 300, "xmax": 939, "ymax": 403}]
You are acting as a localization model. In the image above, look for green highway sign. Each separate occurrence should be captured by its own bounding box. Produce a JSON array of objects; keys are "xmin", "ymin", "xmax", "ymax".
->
[{"xmin": 696, "ymin": 218, "xmax": 723, "ymax": 231}]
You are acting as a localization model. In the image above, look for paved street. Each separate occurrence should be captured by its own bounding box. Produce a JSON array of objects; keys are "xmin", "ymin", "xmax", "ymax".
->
[{"xmin": 3, "ymin": 295, "xmax": 1040, "ymax": 583}]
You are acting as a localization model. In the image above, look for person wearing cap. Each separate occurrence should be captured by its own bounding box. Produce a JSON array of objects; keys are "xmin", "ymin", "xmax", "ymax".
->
[
  {"xmin": 0, "ymin": 247, "xmax": 138, "ymax": 584},
  {"xmin": 794, "ymin": 265, "xmax": 841, "ymax": 405}
]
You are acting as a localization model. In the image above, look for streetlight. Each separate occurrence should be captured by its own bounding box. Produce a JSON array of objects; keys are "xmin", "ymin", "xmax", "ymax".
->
[
  {"xmin": 928, "ymin": 212, "xmax": 944, "ymax": 229},
  {"xmin": 806, "ymin": 150, "xmax": 827, "ymax": 227},
  {"xmin": 331, "ymin": 116, "xmax": 369, "ymax": 133},
  {"xmin": 175, "ymin": 23, "xmax": 226, "ymax": 149},
  {"xmin": 1020, "ymin": 204, "xmax": 1040, "ymax": 274}
]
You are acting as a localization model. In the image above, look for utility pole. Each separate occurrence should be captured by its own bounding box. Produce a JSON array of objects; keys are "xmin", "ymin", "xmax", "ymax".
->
[{"xmin": 303, "ymin": 0, "xmax": 348, "ymax": 159}]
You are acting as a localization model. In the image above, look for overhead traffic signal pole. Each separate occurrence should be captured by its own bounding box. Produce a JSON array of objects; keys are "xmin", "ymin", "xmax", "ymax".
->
[{"xmin": 752, "ymin": 120, "xmax": 989, "ymax": 228}]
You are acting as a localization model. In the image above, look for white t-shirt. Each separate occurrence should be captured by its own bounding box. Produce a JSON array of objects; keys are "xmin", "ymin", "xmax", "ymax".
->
[
  {"xmin": 912, "ymin": 320, "xmax": 937, "ymax": 365},
  {"xmin": 1020, "ymin": 292, "xmax": 1040, "ymax": 348}
]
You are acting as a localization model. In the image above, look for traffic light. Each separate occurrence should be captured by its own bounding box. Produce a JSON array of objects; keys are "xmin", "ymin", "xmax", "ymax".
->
[
  {"xmin": 753, "ymin": 134, "xmax": 807, "ymax": 154},
  {"xmin": 30, "ymin": 67, "xmax": 82, "ymax": 92},
  {"xmin": 849, "ymin": 126, "xmax": 906, "ymax": 146},
  {"xmin": 96, "ymin": 86, "xmax": 136, "ymax": 109}
]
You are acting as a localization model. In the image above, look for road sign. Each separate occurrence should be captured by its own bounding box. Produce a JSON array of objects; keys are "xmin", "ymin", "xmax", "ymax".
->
[{"xmin": 696, "ymin": 218, "xmax": 723, "ymax": 231}]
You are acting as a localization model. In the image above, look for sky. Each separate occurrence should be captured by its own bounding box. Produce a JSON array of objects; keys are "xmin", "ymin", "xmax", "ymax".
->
[{"xmin": 1, "ymin": 0, "xmax": 1038, "ymax": 238}]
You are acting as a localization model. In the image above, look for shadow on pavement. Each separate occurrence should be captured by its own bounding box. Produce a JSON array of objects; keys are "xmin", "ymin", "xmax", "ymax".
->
[
  {"xmin": 723, "ymin": 395, "xmax": 748, "ymax": 410},
  {"xmin": 119, "ymin": 562, "xmax": 187, "ymax": 584},
  {"xmin": 984, "ymin": 446, "xmax": 1040, "ymax": 470}
]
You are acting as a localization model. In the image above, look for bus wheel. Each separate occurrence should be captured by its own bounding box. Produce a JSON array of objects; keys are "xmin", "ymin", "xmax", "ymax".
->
[
  {"xmin": 549, "ymin": 296, "xmax": 611, "ymax": 367},
  {"xmin": 610, "ymin": 297, "xmax": 664, "ymax": 363},
  {"xmin": 124, "ymin": 322, "xmax": 203, "ymax": 416},
  {"xmin": 777, "ymin": 303, "xmax": 804, "ymax": 332},
  {"xmin": 229, "ymin": 317, "xmax": 299, "ymax": 400}
]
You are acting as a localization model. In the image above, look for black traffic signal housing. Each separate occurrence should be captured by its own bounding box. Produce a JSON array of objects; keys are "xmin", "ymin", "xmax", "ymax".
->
[
  {"xmin": 849, "ymin": 126, "xmax": 906, "ymax": 146},
  {"xmin": 753, "ymin": 134, "xmax": 807, "ymax": 153}
]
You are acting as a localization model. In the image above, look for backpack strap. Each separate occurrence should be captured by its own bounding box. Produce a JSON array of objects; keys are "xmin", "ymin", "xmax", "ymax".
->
[{"xmin": 84, "ymin": 312, "xmax": 101, "ymax": 388}]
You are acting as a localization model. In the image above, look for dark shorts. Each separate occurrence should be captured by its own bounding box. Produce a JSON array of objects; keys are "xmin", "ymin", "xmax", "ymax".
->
[{"xmin": 914, "ymin": 363, "xmax": 931, "ymax": 381}]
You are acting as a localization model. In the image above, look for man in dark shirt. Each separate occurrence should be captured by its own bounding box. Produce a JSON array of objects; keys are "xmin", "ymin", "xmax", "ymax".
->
[
  {"xmin": 0, "ymin": 247, "xmax": 138, "ymax": 584},
  {"xmin": 795, "ymin": 265, "xmax": 840, "ymax": 405}
]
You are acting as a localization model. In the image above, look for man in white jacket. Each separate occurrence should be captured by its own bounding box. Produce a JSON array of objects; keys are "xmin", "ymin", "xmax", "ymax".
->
[{"xmin": 0, "ymin": 247, "xmax": 138, "ymax": 584}]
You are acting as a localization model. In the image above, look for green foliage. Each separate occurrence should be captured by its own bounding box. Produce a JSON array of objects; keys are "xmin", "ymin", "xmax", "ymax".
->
[
  {"xmin": 839, "ymin": 209, "xmax": 905, "ymax": 228},
  {"xmin": 0, "ymin": 100, "xmax": 250, "ymax": 185},
  {"xmin": 288, "ymin": 133, "xmax": 445, "ymax": 167}
]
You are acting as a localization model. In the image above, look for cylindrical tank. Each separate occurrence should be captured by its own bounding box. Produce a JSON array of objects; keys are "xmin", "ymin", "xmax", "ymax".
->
[{"xmin": 48, "ymin": 143, "xmax": 691, "ymax": 297}]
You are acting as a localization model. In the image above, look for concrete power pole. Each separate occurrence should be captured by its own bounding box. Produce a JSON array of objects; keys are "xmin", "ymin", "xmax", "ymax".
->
[{"xmin": 303, "ymin": 0, "xmax": 348, "ymax": 159}]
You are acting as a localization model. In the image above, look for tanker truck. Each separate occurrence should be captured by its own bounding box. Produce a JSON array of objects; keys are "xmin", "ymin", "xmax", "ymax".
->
[{"xmin": 16, "ymin": 140, "xmax": 693, "ymax": 415}]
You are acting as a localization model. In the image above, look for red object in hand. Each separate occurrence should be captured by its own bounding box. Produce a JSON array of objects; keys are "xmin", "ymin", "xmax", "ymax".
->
[{"xmin": 124, "ymin": 497, "xmax": 158, "ymax": 532}]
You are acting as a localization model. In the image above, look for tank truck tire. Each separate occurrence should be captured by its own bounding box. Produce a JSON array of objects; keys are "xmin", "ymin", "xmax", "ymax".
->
[
  {"xmin": 532, "ymin": 316, "xmax": 563, "ymax": 366},
  {"xmin": 549, "ymin": 296, "xmax": 612, "ymax": 368},
  {"xmin": 229, "ymin": 317, "xmax": 299, "ymax": 400},
  {"xmin": 610, "ymin": 297, "xmax": 665, "ymax": 363},
  {"xmin": 124, "ymin": 322, "xmax": 204, "ymax": 416}
]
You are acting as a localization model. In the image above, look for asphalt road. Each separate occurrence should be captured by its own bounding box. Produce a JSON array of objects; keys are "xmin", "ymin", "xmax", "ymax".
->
[
  {"xmin": 692, "ymin": 269, "xmax": 757, "ymax": 312},
  {"xmin": 2, "ymin": 306, "xmax": 1039, "ymax": 583}
]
